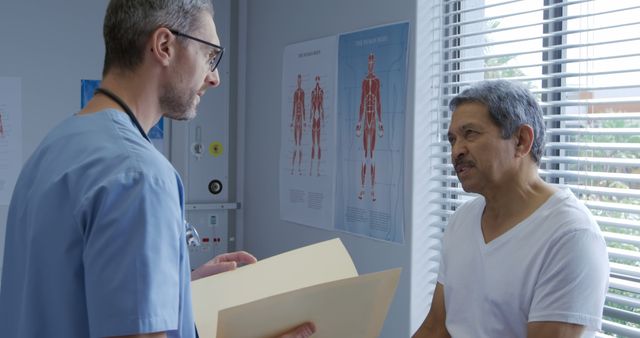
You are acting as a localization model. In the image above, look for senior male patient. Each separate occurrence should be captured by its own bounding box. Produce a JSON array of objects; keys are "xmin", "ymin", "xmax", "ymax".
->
[
  {"xmin": 0, "ymin": 1, "xmax": 314, "ymax": 337},
  {"xmin": 413, "ymin": 80, "xmax": 609, "ymax": 338}
]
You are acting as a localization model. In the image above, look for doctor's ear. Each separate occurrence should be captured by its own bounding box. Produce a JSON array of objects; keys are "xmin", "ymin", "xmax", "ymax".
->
[
  {"xmin": 514, "ymin": 124, "xmax": 534, "ymax": 158},
  {"xmin": 148, "ymin": 27, "xmax": 175, "ymax": 67}
]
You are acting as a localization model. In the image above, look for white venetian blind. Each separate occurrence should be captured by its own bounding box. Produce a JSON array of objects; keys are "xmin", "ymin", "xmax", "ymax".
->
[
  {"xmin": 412, "ymin": 0, "xmax": 445, "ymax": 333},
  {"xmin": 421, "ymin": 0, "xmax": 640, "ymax": 336}
]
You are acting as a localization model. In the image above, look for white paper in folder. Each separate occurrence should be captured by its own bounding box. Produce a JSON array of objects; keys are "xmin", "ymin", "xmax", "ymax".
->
[{"xmin": 190, "ymin": 238, "xmax": 401, "ymax": 338}]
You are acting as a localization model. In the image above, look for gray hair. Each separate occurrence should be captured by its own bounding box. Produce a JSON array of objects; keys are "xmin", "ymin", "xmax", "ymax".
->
[
  {"xmin": 449, "ymin": 80, "xmax": 546, "ymax": 164},
  {"xmin": 102, "ymin": 0, "xmax": 214, "ymax": 76}
]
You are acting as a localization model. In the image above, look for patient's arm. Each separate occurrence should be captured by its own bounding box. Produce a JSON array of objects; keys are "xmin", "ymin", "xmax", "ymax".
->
[
  {"xmin": 412, "ymin": 283, "xmax": 450, "ymax": 338},
  {"xmin": 527, "ymin": 321, "xmax": 586, "ymax": 338}
]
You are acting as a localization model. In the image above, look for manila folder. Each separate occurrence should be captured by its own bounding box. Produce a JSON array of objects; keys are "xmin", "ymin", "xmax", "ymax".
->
[{"xmin": 191, "ymin": 238, "xmax": 400, "ymax": 338}]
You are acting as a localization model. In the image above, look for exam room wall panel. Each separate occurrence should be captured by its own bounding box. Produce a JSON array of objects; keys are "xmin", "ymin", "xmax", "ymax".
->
[{"xmin": 240, "ymin": 0, "xmax": 415, "ymax": 337}]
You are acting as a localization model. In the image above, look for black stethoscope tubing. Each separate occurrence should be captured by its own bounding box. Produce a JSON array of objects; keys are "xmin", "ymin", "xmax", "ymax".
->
[{"xmin": 94, "ymin": 87, "xmax": 151, "ymax": 143}]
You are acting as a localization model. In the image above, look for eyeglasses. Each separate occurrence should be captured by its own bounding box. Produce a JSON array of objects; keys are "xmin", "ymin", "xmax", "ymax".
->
[{"xmin": 170, "ymin": 29, "xmax": 224, "ymax": 73}]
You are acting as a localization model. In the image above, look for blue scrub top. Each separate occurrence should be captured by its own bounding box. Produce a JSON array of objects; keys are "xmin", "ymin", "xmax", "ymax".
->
[{"xmin": 0, "ymin": 110, "xmax": 195, "ymax": 338}]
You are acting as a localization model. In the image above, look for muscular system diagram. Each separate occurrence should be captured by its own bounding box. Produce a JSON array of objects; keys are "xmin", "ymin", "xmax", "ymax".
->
[
  {"xmin": 355, "ymin": 53, "xmax": 383, "ymax": 201},
  {"xmin": 290, "ymin": 74, "xmax": 306, "ymax": 175},
  {"xmin": 309, "ymin": 75, "xmax": 325, "ymax": 176}
]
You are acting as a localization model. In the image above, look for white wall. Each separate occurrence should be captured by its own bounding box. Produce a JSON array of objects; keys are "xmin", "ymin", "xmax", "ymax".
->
[{"xmin": 240, "ymin": 1, "xmax": 416, "ymax": 336}]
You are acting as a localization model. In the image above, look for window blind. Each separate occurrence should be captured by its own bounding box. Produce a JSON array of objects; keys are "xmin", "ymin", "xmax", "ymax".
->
[
  {"xmin": 412, "ymin": 0, "xmax": 446, "ymax": 332},
  {"xmin": 423, "ymin": 0, "xmax": 640, "ymax": 336}
]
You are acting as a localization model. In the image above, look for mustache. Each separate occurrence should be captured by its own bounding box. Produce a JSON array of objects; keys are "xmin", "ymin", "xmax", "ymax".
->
[{"xmin": 453, "ymin": 157, "xmax": 474, "ymax": 168}]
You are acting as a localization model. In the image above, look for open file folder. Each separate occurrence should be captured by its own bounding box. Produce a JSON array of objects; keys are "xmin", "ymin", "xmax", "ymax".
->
[{"xmin": 191, "ymin": 238, "xmax": 401, "ymax": 338}]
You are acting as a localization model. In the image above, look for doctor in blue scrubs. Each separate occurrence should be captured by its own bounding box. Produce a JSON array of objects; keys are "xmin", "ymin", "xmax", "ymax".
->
[{"xmin": 0, "ymin": 1, "xmax": 315, "ymax": 337}]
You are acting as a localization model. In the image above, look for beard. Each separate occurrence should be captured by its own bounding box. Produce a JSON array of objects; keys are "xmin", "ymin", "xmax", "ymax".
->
[{"xmin": 159, "ymin": 80, "xmax": 198, "ymax": 121}]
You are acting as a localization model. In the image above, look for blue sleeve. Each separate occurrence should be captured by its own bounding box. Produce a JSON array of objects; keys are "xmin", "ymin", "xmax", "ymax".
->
[{"xmin": 78, "ymin": 171, "xmax": 183, "ymax": 337}]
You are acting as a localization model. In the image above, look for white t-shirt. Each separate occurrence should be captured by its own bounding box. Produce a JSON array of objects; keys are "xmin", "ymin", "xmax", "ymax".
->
[{"xmin": 438, "ymin": 189, "xmax": 609, "ymax": 338}]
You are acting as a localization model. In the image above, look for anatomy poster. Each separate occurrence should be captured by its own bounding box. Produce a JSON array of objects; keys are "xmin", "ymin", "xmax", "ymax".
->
[
  {"xmin": 335, "ymin": 22, "xmax": 408, "ymax": 243},
  {"xmin": 279, "ymin": 36, "xmax": 338, "ymax": 230},
  {"xmin": 0, "ymin": 77, "xmax": 22, "ymax": 205}
]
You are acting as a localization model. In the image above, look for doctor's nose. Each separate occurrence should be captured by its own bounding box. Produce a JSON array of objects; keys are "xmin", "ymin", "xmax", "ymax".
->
[{"xmin": 207, "ymin": 69, "xmax": 220, "ymax": 88}]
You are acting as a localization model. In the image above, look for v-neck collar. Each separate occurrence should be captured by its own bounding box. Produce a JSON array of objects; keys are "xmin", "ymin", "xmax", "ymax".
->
[{"xmin": 475, "ymin": 189, "xmax": 569, "ymax": 251}]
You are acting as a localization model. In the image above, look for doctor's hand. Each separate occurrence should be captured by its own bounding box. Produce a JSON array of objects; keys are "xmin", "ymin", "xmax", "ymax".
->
[
  {"xmin": 190, "ymin": 251, "xmax": 258, "ymax": 281},
  {"xmin": 274, "ymin": 322, "xmax": 316, "ymax": 338}
]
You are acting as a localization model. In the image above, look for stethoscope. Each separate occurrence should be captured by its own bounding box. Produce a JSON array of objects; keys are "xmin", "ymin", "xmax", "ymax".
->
[{"xmin": 94, "ymin": 87, "xmax": 201, "ymax": 247}]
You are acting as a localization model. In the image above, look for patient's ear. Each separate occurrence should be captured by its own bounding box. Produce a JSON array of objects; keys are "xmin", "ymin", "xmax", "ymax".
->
[{"xmin": 514, "ymin": 124, "xmax": 534, "ymax": 159}]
